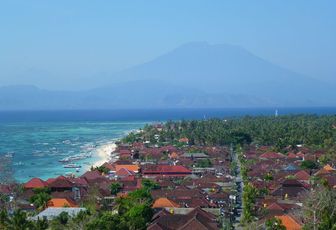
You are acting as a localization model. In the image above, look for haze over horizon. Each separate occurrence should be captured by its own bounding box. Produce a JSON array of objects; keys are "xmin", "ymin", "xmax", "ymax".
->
[{"xmin": 0, "ymin": 1, "xmax": 336, "ymax": 109}]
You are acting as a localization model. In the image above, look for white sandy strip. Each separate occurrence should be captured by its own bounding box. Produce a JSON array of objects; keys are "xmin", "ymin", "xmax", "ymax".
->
[{"xmin": 91, "ymin": 142, "xmax": 117, "ymax": 168}]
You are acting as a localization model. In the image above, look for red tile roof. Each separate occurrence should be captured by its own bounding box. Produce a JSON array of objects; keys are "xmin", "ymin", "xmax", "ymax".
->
[
  {"xmin": 143, "ymin": 165, "xmax": 192, "ymax": 176},
  {"xmin": 48, "ymin": 176, "xmax": 73, "ymax": 189},
  {"xmin": 47, "ymin": 198, "xmax": 78, "ymax": 208},
  {"xmin": 152, "ymin": 197, "xmax": 181, "ymax": 208},
  {"xmin": 275, "ymin": 215, "xmax": 302, "ymax": 230},
  {"xmin": 115, "ymin": 164, "xmax": 140, "ymax": 173},
  {"xmin": 81, "ymin": 170, "xmax": 106, "ymax": 183},
  {"xmin": 101, "ymin": 162, "xmax": 115, "ymax": 170},
  {"xmin": 116, "ymin": 168, "xmax": 136, "ymax": 177},
  {"xmin": 24, "ymin": 178, "xmax": 48, "ymax": 189},
  {"xmin": 287, "ymin": 152, "xmax": 297, "ymax": 159},
  {"xmin": 260, "ymin": 152, "xmax": 286, "ymax": 159},
  {"xmin": 294, "ymin": 170, "xmax": 310, "ymax": 181}
]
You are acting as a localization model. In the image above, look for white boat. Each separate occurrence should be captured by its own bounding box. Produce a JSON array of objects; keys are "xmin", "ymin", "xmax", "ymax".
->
[
  {"xmin": 4, "ymin": 152, "xmax": 14, "ymax": 158},
  {"xmin": 64, "ymin": 164, "xmax": 82, "ymax": 168}
]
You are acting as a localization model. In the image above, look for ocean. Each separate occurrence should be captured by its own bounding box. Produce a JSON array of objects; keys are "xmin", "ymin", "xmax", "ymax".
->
[{"xmin": 1, "ymin": 108, "xmax": 336, "ymax": 183}]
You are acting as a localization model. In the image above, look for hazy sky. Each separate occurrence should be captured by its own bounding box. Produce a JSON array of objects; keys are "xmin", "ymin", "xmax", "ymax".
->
[{"xmin": 1, "ymin": 1, "xmax": 335, "ymax": 89}]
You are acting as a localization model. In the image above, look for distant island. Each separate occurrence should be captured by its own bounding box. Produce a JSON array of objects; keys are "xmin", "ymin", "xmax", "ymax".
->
[
  {"xmin": 1, "ymin": 114, "xmax": 336, "ymax": 229},
  {"xmin": 1, "ymin": 42, "xmax": 336, "ymax": 110}
]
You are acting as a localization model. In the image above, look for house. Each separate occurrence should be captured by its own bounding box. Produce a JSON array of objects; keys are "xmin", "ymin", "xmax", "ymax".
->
[
  {"xmin": 266, "ymin": 202, "xmax": 300, "ymax": 216},
  {"xmin": 120, "ymin": 178, "xmax": 142, "ymax": 193},
  {"xmin": 260, "ymin": 152, "xmax": 286, "ymax": 160},
  {"xmin": 48, "ymin": 176, "xmax": 73, "ymax": 192},
  {"xmin": 283, "ymin": 164, "xmax": 298, "ymax": 172},
  {"xmin": 151, "ymin": 187, "xmax": 207, "ymax": 208},
  {"xmin": 154, "ymin": 123, "xmax": 164, "ymax": 131},
  {"xmin": 207, "ymin": 192, "xmax": 230, "ymax": 206},
  {"xmin": 319, "ymin": 174, "xmax": 336, "ymax": 188},
  {"xmin": 147, "ymin": 207, "xmax": 219, "ymax": 230},
  {"xmin": 119, "ymin": 149, "xmax": 132, "ymax": 159},
  {"xmin": 47, "ymin": 198, "xmax": 78, "ymax": 208},
  {"xmin": 101, "ymin": 162, "xmax": 115, "ymax": 171},
  {"xmin": 181, "ymin": 152, "xmax": 208, "ymax": 159},
  {"xmin": 81, "ymin": 170, "xmax": 108, "ymax": 185},
  {"xmin": 168, "ymin": 152, "xmax": 179, "ymax": 160},
  {"xmin": 294, "ymin": 170, "xmax": 310, "ymax": 182},
  {"xmin": 271, "ymin": 179, "xmax": 307, "ymax": 199},
  {"xmin": 287, "ymin": 152, "xmax": 297, "ymax": 159},
  {"xmin": 116, "ymin": 168, "xmax": 136, "ymax": 179},
  {"xmin": 314, "ymin": 168, "xmax": 333, "ymax": 176},
  {"xmin": 275, "ymin": 214, "xmax": 303, "ymax": 230},
  {"xmin": 323, "ymin": 164, "xmax": 335, "ymax": 171},
  {"xmin": 115, "ymin": 164, "xmax": 140, "ymax": 174},
  {"xmin": 143, "ymin": 165, "xmax": 192, "ymax": 177},
  {"xmin": 152, "ymin": 198, "xmax": 181, "ymax": 209},
  {"xmin": 31, "ymin": 207, "xmax": 86, "ymax": 221},
  {"xmin": 24, "ymin": 178, "xmax": 48, "ymax": 189},
  {"xmin": 0, "ymin": 184, "xmax": 12, "ymax": 195}
]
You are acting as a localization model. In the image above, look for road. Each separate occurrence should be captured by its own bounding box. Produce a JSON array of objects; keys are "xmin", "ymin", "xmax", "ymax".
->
[{"xmin": 232, "ymin": 148, "xmax": 244, "ymax": 230}]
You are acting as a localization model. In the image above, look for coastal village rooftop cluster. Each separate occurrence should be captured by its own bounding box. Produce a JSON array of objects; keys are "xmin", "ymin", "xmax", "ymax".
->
[{"xmin": 1, "ymin": 122, "xmax": 336, "ymax": 229}]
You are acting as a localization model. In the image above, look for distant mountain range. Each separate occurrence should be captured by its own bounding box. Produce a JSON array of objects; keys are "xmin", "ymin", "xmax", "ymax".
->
[{"xmin": 0, "ymin": 42, "xmax": 335, "ymax": 110}]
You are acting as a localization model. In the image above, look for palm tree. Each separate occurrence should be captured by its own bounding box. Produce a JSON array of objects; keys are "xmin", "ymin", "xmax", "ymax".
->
[
  {"xmin": 6, "ymin": 209, "xmax": 33, "ymax": 230},
  {"xmin": 0, "ymin": 209, "xmax": 9, "ymax": 229},
  {"xmin": 34, "ymin": 217, "xmax": 49, "ymax": 230}
]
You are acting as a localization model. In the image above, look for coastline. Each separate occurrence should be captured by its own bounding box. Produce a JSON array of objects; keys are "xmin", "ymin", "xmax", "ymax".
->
[
  {"xmin": 89, "ymin": 129, "xmax": 139, "ymax": 169},
  {"xmin": 90, "ymin": 142, "xmax": 117, "ymax": 169}
]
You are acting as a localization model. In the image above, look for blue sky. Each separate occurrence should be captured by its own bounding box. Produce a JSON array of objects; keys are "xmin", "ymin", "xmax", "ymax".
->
[{"xmin": 0, "ymin": 0, "xmax": 335, "ymax": 89}]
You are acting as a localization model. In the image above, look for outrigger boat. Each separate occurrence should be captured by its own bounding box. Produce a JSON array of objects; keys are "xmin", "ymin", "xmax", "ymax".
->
[{"xmin": 64, "ymin": 163, "xmax": 81, "ymax": 168}]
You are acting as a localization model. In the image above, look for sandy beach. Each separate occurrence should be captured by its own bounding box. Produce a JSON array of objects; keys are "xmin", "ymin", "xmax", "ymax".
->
[{"xmin": 91, "ymin": 142, "xmax": 117, "ymax": 168}]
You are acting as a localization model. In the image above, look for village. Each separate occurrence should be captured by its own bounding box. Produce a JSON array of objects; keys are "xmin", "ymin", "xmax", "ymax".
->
[{"xmin": 1, "ymin": 121, "xmax": 336, "ymax": 230}]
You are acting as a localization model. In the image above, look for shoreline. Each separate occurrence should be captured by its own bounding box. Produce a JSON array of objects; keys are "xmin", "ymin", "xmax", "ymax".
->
[
  {"xmin": 90, "ymin": 142, "xmax": 117, "ymax": 169},
  {"xmin": 89, "ymin": 129, "xmax": 138, "ymax": 169}
]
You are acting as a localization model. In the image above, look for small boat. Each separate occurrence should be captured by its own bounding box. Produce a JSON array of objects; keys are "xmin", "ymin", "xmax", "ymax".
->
[
  {"xmin": 4, "ymin": 152, "xmax": 14, "ymax": 158},
  {"xmin": 64, "ymin": 164, "xmax": 82, "ymax": 168},
  {"xmin": 59, "ymin": 157, "xmax": 70, "ymax": 163},
  {"xmin": 13, "ymin": 162, "xmax": 24, "ymax": 166}
]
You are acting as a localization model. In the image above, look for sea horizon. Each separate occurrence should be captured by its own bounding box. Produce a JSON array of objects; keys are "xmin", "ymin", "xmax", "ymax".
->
[{"xmin": 1, "ymin": 107, "xmax": 336, "ymax": 123}]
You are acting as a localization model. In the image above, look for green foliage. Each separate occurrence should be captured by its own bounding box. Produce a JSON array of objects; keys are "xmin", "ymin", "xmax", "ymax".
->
[
  {"xmin": 141, "ymin": 179, "xmax": 160, "ymax": 190},
  {"xmin": 303, "ymin": 186, "xmax": 336, "ymax": 230},
  {"xmin": 230, "ymin": 161, "xmax": 238, "ymax": 176},
  {"xmin": 0, "ymin": 209, "xmax": 9, "ymax": 229},
  {"xmin": 132, "ymin": 115, "xmax": 336, "ymax": 150},
  {"xmin": 66, "ymin": 210, "xmax": 92, "ymax": 230},
  {"xmin": 56, "ymin": 211, "xmax": 69, "ymax": 225},
  {"xmin": 30, "ymin": 188, "xmax": 51, "ymax": 211},
  {"xmin": 0, "ymin": 193, "xmax": 9, "ymax": 203},
  {"xmin": 93, "ymin": 166, "xmax": 109, "ymax": 174},
  {"xmin": 34, "ymin": 217, "xmax": 49, "ymax": 230},
  {"xmin": 195, "ymin": 158, "xmax": 212, "ymax": 168},
  {"xmin": 301, "ymin": 160, "xmax": 318, "ymax": 169},
  {"xmin": 265, "ymin": 217, "xmax": 286, "ymax": 230},
  {"xmin": 264, "ymin": 172, "xmax": 273, "ymax": 181},
  {"xmin": 86, "ymin": 188, "xmax": 154, "ymax": 230},
  {"xmin": 6, "ymin": 209, "xmax": 33, "ymax": 230},
  {"xmin": 122, "ymin": 132, "xmax": 142, "ymax": 144},
  {"xmin": 86, "ymin": 211, "xmax": 123, "ymax": 230},
  {"xmin": 110, "ymin": 182, "xmax": 122, "ymax": 195},
  {"xmin": 242, "ymin": 183, "xmax": 258, "ymax": 223}
]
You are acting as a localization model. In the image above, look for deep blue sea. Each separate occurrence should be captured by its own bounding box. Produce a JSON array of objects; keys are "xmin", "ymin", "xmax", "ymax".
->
[{"xmin": 1, "ymin": 108, "xmax": 336, "ymax": 183}]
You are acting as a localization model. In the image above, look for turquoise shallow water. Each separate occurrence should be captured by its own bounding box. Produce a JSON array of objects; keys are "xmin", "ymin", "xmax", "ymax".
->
[
  {"xmin": 0, "ymin": 121, "xmax": 147, "ymax": 183},
  {"xmin": 1, "ymin": 107, "xmax": 336, "ymax": 183}
]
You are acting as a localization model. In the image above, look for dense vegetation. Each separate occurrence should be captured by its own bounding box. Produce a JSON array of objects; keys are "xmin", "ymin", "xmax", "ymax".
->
[{"xmin": 124, "ymin": 115, "xmax": 336, "ymax": 158}]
